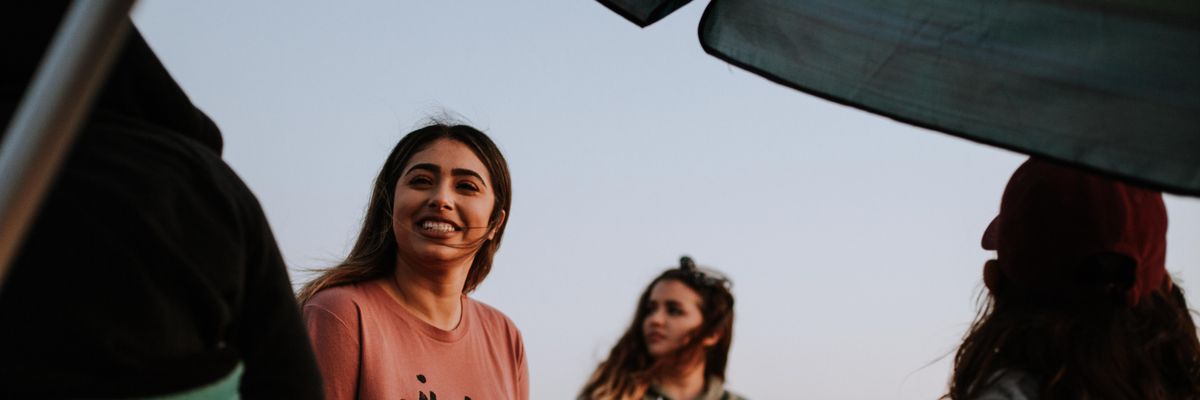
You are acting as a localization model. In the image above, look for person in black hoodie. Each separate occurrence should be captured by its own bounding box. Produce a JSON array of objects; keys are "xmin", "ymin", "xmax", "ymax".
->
[{"xmin": 0, "ymin": 3, "xmax": 323, "ymax": 398}]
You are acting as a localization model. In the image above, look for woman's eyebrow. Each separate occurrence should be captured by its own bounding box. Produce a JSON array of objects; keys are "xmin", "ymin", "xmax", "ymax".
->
[
  {"xmin": 404, "ymin": 163, "xmax": 439, "ymax": 175},
  {"xmin": 451, "ymin": 168, "xmax": 487, "ymax": 187},
  {"xmin": 403, "ymin": 164, "xmax": 487, "ymax": 187}
]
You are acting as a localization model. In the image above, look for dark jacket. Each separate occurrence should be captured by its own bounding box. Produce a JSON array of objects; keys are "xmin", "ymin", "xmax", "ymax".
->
[{"xmin": 0, "ymin": 3, "xmax": 322, "ymax": 398}]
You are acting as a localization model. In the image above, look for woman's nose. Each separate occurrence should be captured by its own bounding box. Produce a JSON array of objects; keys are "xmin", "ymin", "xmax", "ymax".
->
[
  {"xmin": 426, "ymin": 183, "xmax": 453, "ymax": 210},
  {"xmin": 646, "ymin": 310, "xmax": 665, "ymax": 326}
]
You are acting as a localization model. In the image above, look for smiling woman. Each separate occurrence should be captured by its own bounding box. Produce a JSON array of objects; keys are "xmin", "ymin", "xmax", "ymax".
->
[{"xmin": 297, "ymin": 123, "xmax": 525, "ymax": 400}]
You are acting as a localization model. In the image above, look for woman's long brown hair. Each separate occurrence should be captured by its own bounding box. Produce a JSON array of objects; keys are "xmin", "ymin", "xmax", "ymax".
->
[
  {"xmin": 947, "ymin": 260, "xmax": 1200, "ymax": 399},
  {"xmin": 580, "ymin": 259, "xmax": 736, "ymax": 400},
  {"xmin": 296, "ymin": 123, "xmax": 511, "ymax": 304}
]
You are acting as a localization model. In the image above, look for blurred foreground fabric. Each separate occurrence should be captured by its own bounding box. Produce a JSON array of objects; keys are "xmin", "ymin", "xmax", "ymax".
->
[{"xmin": 600, "ymin": 0, "xmax": 1200, "ymax": 195}]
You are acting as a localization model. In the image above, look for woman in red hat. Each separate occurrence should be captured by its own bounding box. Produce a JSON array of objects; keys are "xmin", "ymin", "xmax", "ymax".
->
[
  {"xmin": 946, "ymin": 158, "xmax": 1200, "ymax": 399},
  {"xmin": 580, "ymin": 256, "xmax": 745, "ymax": 400}
]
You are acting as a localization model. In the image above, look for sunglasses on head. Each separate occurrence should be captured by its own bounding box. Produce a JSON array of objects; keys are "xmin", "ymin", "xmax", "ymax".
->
[{"xmin": 678, "ymin": 256, "xmax": 732, "ymax": 290}]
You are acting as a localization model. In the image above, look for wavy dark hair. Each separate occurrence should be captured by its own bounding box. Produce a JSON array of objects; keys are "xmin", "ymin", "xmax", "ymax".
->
[
  {"xmin": 298, "ymin": 123, "xmax": 511, "ymax": 304},
  {"xmin": 946, "ymin": 258, "xmax": 1200, "ymax": 399},
  {"xmin": 580, "ymin": 257, "xmax": 736, "ymax": 400}
]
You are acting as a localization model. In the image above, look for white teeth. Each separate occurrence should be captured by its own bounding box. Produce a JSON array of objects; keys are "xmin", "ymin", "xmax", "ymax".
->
[{"xmin": 421, "ymin": 221, "xmax": 456, "ymax": 232}]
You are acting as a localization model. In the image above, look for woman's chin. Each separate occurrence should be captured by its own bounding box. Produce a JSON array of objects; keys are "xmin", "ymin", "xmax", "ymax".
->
[
  {"xmin": 406, "ymin": 244, "xmax": 474, "ymax": 266},
  {"xmin": 645, "ymin": 345, "xmax": 671, "ymax": 359}
]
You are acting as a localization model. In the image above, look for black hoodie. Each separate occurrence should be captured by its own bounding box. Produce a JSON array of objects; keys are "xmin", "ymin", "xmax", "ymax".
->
[{"xmin": 0, "ymin": 3, "xmax": 322, "ymax": 398}]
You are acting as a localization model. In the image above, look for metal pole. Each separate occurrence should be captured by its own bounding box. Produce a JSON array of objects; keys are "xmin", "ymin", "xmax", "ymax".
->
[{"xmin": 0, "ymin": 0, "xmax": 137, "ymax": 291}]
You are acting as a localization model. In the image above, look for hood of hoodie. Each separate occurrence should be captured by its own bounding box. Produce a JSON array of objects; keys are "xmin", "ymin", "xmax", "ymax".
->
[{"xmin": 2, "ymin": 2, "xmax": 223, "ymax": 154}]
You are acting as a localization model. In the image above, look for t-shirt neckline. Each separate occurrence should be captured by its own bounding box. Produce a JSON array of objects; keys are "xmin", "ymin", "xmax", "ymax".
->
[{"xmin": 368, "ymin": 279, "xmax": 471, "ymax": 343}]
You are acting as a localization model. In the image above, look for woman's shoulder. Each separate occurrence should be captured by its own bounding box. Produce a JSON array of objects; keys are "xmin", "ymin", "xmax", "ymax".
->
[
  {"xmin": 707, "ymin": 377, "xmax": 747, "ymax": 400},
  {"xmin": 304, "ymin": 281, "xmax": 381, "ymax": 315},
  {"xmin": 463, "ymin": 297, "xmax": 522, "ymax": 336}
]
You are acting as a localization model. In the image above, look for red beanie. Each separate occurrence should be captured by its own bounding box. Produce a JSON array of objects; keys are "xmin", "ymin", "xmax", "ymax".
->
[{"xmin": 982, "ymin": 158, "xmax": 1168, "ymax": 306}]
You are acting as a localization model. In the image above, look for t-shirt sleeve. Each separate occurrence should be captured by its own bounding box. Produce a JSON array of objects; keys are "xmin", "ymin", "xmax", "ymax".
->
[
  {"xmin": 512, "ymin": 320, "xmax": 529, "ymax": 400},
  {"xmin": 517, "ymin": 339, "xmax": 529, "ymax": 400},
  {"xmin": 304, "ymin": 294, "xmax": 363, "ymax": 400}
]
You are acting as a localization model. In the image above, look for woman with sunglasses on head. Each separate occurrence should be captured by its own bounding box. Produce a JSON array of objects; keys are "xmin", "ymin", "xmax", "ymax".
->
[
  {"xmin": 298, "ymin": 122, "xmax": 526, "ymax": 400},
  {"xmin": 946, "ymin": 158, "xmax": 1200, "ymax": 400},
  {"xmin": 581, "ymin": 256, "xmax": 745, "ymax": 400}
]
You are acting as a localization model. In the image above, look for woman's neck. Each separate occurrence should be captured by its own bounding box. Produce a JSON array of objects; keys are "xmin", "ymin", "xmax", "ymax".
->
[
  {"xmin": 385, "ymin": 254, "xmax": 473, "ymax": 330},
  {"xmin": 654, "ymin": 362, "xmax": 708, "ymax": 400}
]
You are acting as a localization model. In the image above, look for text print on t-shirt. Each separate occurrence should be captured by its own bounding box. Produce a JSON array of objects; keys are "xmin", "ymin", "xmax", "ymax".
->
[{"xmin": 412, "ymin": 373, "xmax": 472, "ymax": 400}]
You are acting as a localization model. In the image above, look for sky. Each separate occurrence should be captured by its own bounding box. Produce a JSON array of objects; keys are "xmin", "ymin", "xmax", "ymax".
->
[{"xmin": 131, "ymin": 1, "xmax": 1200, "ymax": 398}]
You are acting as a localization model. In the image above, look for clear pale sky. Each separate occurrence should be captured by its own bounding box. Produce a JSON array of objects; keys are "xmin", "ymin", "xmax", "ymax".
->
[{"xmin": 131, "ymin": 1, "xmax": 1200, "ymax": 398}]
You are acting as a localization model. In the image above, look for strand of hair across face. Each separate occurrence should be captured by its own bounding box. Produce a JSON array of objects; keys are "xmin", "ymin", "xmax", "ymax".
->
[
  {"xmin": 395, "ymin": 223, "xmax": 494, "ymax": 250},
  {"xmin": 381, "ymin": 199, "xmax": 499, "ymax": 250}
]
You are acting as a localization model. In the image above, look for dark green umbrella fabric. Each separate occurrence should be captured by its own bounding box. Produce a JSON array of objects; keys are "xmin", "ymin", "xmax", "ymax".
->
[
  {"xmin": 600, "ymin": 0, "xmax": 1200, "ymax": 195},
  {"xmin": 598, "ymin": 0, "xmax": 693, "ymax": 27}
]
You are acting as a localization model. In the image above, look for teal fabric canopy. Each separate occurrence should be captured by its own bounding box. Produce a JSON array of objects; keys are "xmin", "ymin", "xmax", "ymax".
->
[{"xmin": 600, "ymin": 0, "xmax": 1200, "ymax": 195}]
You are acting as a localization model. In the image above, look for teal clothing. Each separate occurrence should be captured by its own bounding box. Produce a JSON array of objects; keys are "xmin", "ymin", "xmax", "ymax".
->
[{"xmin": 138, "ymin": 364, "xmax": 243, "ymax": 400}]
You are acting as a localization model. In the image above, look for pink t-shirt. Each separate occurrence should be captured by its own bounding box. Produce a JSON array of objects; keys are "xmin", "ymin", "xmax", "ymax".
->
[{"xmin": 304, "ymin": 280, "xmax": 528, "ymax": 400}]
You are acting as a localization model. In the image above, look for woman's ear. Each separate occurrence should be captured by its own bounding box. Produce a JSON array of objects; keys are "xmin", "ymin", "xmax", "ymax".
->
[
  {"xmin": 983, "ymin": 259, "xmax": 1003, "ymax": 293},
  {"xmin": 701, "ymin": 332, "xmax": 721, "ymax": 347},
  {"xmin": 487, "ymin": 210, "xmax": 507, "ymax": 240}
]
